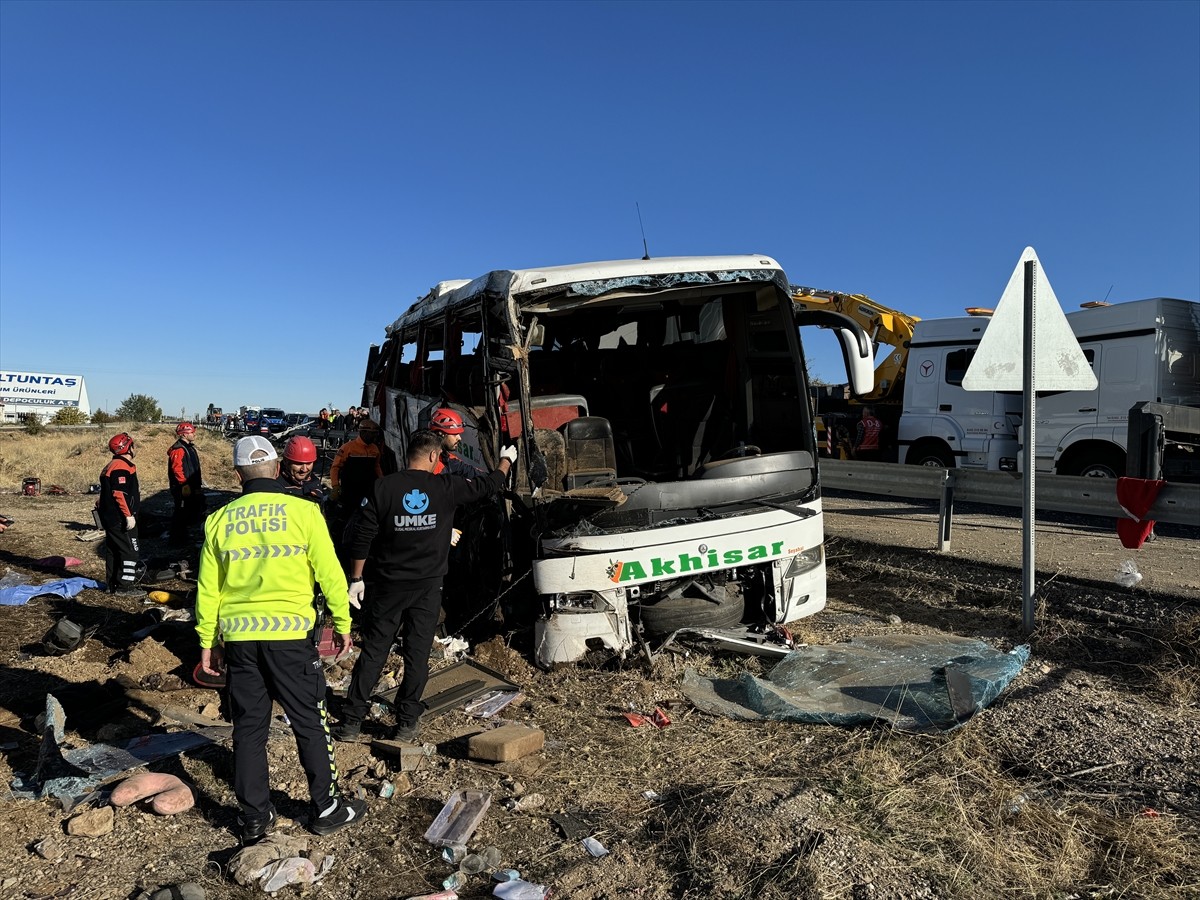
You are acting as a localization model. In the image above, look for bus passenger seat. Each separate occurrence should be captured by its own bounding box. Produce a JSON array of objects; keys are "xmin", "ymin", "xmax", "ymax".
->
[{"xmin": 563, "ymin": 416, "xmax": 619, "ymax": 490}]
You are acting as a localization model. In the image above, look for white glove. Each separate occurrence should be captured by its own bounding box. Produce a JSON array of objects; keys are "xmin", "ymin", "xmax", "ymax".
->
[
  {"xmin": 450, "ymin": 528, "xmax": 462, "ymax": 547},
  {"xmin": 125, "ymin": 516, "xmax": 137, "ymax": 531},
  {"xmin": 500, "ymin": 444, "xmax": 518, "ymax": 464},
  {"xmin": 348, "ymin": 580, "xmax": 365, "ymax": 610}
]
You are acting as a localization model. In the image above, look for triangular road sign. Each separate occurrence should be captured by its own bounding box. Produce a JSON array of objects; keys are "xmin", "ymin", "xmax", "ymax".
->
[{"xmin": 963, "ymin": 247, "xmax": 1098, "ymax": 392}]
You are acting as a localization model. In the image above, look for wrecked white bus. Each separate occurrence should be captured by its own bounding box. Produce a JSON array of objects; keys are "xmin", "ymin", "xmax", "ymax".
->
[{"xmin": 363, "ymin": 255, "xmax": 873, "ymax": 666}]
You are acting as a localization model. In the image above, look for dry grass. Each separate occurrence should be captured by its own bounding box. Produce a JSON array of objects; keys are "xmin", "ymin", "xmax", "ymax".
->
[{"xmin": 0, "ymin": 426, "xmax": 239, "ymax": 494}]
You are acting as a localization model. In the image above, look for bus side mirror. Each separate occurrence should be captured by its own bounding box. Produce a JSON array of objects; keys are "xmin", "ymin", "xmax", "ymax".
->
[{"xmin": 795, "ymin": 310, "xmax": 875, "ymax": 397}]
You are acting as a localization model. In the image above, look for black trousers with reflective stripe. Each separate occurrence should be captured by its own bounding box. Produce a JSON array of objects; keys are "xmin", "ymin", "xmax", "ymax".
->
[
  {"xmin": 103, "ymin": 526, "xmax": 139, "ymax": 590},
  {"xmin": 343, "ymin": 583, "xmax": 442, "ymax": 726},
  {"xmin": 225, "ymin": 639, "xmax": 338, "ymax": 820}
]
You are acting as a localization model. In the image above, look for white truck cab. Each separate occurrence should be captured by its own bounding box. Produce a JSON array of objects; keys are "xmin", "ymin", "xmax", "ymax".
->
[{"xmin": 897, "ymin": 316, "xmax": 1021, "ymax": 471}]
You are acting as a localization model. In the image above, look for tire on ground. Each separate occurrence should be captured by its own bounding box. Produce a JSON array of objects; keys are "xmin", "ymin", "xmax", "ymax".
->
[{"xmin": 638, "ymin": 584, "xmax": 745, "ymax": 637}]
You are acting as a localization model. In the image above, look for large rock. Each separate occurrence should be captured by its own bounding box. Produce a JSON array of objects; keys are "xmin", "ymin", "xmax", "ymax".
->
[{"xmin": 66, "ymin": 805, "xmax": 114, "ymax": 837}]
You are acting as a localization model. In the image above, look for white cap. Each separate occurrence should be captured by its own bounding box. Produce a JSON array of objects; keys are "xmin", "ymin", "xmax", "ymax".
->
[{"xmin": 233, "ymin": 435, "xmax": 278, "ymax": 467}]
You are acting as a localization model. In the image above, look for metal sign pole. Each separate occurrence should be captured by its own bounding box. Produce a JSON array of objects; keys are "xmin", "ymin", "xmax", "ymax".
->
[{"xmin": 1022, "ymin": 260, "xmax": 1037, "ymax": 635}]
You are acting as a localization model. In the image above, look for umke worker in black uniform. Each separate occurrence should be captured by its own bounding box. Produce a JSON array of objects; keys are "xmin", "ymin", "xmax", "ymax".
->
[{"xmin": 333, "ymin": 429, "xmax": 516, "ymax": 743}]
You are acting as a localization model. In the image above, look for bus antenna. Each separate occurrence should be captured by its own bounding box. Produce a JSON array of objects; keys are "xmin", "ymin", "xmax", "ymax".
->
[
  {"xmin": 636, "ymin": 202, "xmax": 651, "ymax": 260},
  {"xmin": 1102, "ymin": 284, "xmax": 1113, "ymax": 303}
]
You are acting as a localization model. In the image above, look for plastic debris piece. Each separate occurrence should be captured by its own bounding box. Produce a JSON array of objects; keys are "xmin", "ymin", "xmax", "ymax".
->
[
  {"xmin": 480, "ymin": 846, "xmax": 502, "ymax": 868},
  {"xmin": 442, "ymin": 844, "xmax": 467, "ymax": 864},
  {"xmin": 404, "ymin": 891, "xmax": 459, "ymax": 900},
  {"xmin": 582, "ymin": 836, "xmax": 609, "ymax": 858},
  {"xmin": 492, "ymin": 869, "xmax": 520, "ymax": 883},
  {"xmin": 502, "ymin": 793, "xmax": 545, "ymax": 812},
  {"xmin": 493, "ymin": 879, "xmax": 548, "ymax": 900},
  {"xmin": 460, "ymin": 853, "xmax": 487, "ymax": 875},
  {"xmin": 650, "ymin": 708, "xmax": 671, "ymax": 728},
  {"xmin": 642, "ymin": 790, "xmax": 659, "ymax": 801},
  {"xmin": 1115, "ymin": 560, "xmax": 1143, "ymax": 588},
  {"xmin": 255, "ymin": 856, "xmax": 319, "ymax": 892},
  {"xmin": 464, "ymin": 690, "xmax": 524, "ymax": 718},
  {"xmin": 442, "ymin": 872, "xmax": 468, "ymax": 890},
  {"xmin": 434, "ymin": 635, "xmax": 469, "ymax": 658},
  {"xmin": 1141, "ymin": 808, "xmax": 1161, "ymax": 818},
  {"xmin": 424, "ymin": 790, "xmax": 492, "ymax": 848},
  {"xmin": 622, "ymin": 712, "xmax": 648, "ymax": 727},
  {"xmin": 378, "ymin": 780, "xmax": 395, "ymax": 799}
]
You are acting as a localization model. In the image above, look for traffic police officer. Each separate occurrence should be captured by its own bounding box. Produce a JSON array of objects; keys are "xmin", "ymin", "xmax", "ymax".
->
[{"xmin": 196, "ymin": 435, "xmax": 366, "ymax": 844}]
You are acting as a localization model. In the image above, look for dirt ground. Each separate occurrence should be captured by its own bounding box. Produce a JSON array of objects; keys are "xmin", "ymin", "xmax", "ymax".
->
[{"xmin": 0, "ymin": 488, "xmax": 1197, "ymax": 900}]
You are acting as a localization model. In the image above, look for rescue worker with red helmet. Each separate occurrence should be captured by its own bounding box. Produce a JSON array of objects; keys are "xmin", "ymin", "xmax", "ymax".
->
[
  {"xmin": 428, "ymin": 408, "xmax": 485, "ymax": 478},
  {"xmin": 97, "ymin": 433, "xmax": 142, "ymax": 595},
  {"xmin": 167, "ymin": 422, "xmax": 206, "ymax": 546},
  {"xmin": 279, "ymin": 436, "xmax": 328, "ymax": 508}
]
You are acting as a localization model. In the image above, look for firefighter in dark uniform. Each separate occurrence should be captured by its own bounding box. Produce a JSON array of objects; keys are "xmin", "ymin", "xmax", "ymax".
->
[
  {"xmin": 167, "ymin": 422, "xmax": 206, "ymax": 545},
  {"xmin": 332, "ymin": 429, "xmax": 516, "ymax": 743},
  {"xmin": 196, "ymin": 436, "xmax": 366, "ymax": 844},
  {"xmin": 97, "ymin": 432, "xmax": 142, "ymax": 595}
]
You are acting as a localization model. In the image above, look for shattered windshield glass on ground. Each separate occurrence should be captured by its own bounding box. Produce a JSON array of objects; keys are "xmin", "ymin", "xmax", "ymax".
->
[{"xmin": 680, "ymin": 633, "xmax": 1030, "ymax": 732}]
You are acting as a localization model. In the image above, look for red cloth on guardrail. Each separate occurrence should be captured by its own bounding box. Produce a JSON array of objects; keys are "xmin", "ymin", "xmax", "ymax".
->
[{"xmin": 1116, "ymin": 477, "xmax": 1165, "ymax": 549}]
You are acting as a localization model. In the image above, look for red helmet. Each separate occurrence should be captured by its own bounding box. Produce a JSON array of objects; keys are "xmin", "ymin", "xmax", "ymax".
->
[
  {"xmin": 108, "ymin": 433, "xmax": 134, "ymax": 455},
  {"xmin": 176, "ymin": 422, "xmax": 196, "ymax": 437},
  {"xmin": 430, "ymin": 408, "xmax": 464, "ymax": 435},
  {"xmin": 284, "ymin": 436, "xmax": 318, "ymax": 464}
]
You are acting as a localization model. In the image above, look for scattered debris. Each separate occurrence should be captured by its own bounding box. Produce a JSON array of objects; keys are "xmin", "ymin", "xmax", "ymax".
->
[
  {"xmin": 623, "ymin": 708, "xmax": 671, "ymax": 728},
  {"xmin": 110, "ymin": 772, "xmax": 194, "ymax": 815},
  {"xmin": 33, "ymin": 837, "xmax": 62, "ymax": 860},
  {"xmin": 468, "ymin": 725, "xmax": 544, "ymax": 762},
  {"xmin": 0, "ymin": 575, "xmax": 101, "ymax": 607},
  {"xmin": 228, "ymin": 832, "xmax": 313, "ymax": 887},
  {"xmin": 424, "ymin": 790, "xmax": 492, "ymax": 848},
  {"xmin": 9, "ymin": 694, "xmax": 224, "ymax": 808},
  {"xmin": 502, "ymin": 793, "xmax": 544, "ymax": 812},
  {"xmin": 1115, "ymin": 560, "xmax": 1143, "ymax": 588},
  {"xmin": 33, "ymin": 556, "xmax": 83, "ymax": 570},
  {"xmin": 582, "ymin": 836, "xmax": 609, "ymax": 858},
  {"xmin": 463, "ymin": 690, "xmax": 524, "ymax": 719},
  {"xmin": 680, "ymin": 634, "xmax": 1030, "ymax": 732},
  {"xmin": 140, "ymin": 883, "xmax": 205, "ymax": 900},
  {"xmin": 376, "ymin": 659, "xmax": 520, "ymax": 720},
  {"xmin": 492, "ymin": 879, "xmax": 549, "ymax": 899},
  {"xmin": 41, "ymin": 618, "xmax": 97, "ymax": 656},
  {"xmin": 66, "ymin": 804, "xmax": 114, "ymax": 837},
  {"xmin": 442, "ymin": 872, "xmax": 469, "ymax": 891},
  {"xmin": 549, "ymin": 809, "xmax": 602, "ymax": 841}
]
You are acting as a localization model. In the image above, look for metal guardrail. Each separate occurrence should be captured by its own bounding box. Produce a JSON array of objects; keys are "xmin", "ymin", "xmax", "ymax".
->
[{"xmin": 820, "ymin": 459, "xmax": 1199, "ymax": 551}]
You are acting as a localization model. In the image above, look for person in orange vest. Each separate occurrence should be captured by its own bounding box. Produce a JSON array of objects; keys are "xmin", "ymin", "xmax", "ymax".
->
[
  {"xmin": 853, "ymin": 406, "xmax": 883, "ymax": 461},
  {"xmin": 167, "ymin": 422, "xmax": 206, "ymax": 546}
]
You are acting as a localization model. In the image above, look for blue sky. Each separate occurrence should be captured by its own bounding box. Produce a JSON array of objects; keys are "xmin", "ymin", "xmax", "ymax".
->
[{"xmin": 1, "ymin": 0, "xmax": 1197, "ymax": 417}]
